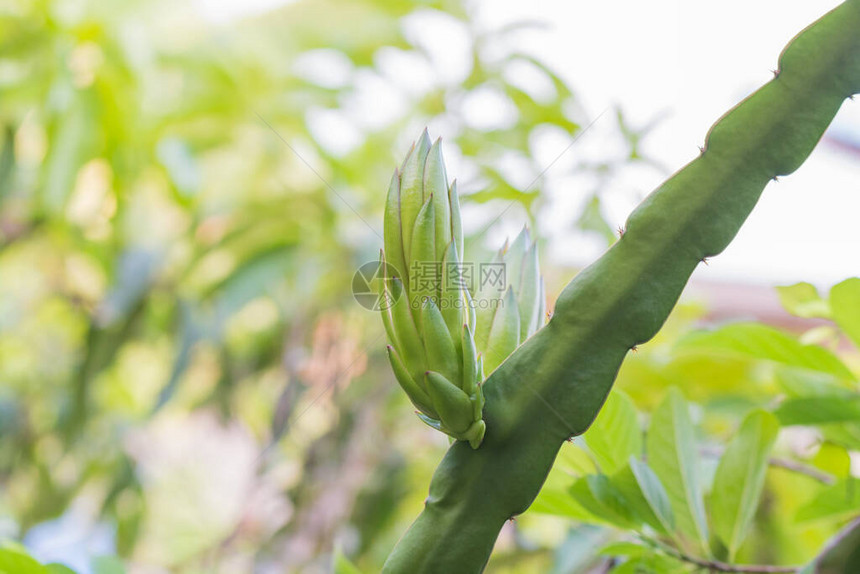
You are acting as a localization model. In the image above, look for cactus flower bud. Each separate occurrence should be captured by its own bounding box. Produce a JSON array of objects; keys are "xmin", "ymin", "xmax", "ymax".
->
[
  {"xmin": 474, "ymin": 226, "xmax": 546, "ymax": 374},
  {"xmin": 380, "ymin": 129, "xmax": 485, "ymax": 448}
]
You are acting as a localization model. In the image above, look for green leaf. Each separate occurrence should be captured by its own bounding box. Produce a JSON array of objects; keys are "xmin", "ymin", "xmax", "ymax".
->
[
  {"xmin": 555, "ymin": 442, "xmax": 599, "ymax": 476},
  {"xmin": 91, "ymin": 556, "xmax": 125, "ymax": 574},
  {"xmin": 333, "ymin": 548, "xmax": 363, "ymax": 574},
  {"xmin": 529, "ymin": 443, "xmax": 597, "ymax": 522},
  {"xmin": 46, "ymin": 565, "xmax": 77, "ymax": 574},
  {"xmin": 709, "ymin": 410, "xmax": 779, "ymax": 560},
  {"xmin": 576, "ymin": 195, "xmax": 616, "ymax": 245},
  {"xmin": 776, "ymin": 282, "xmax": 831, "ymax": 318},
  {"xmin": 776, "ymin": 369, "xmax": 855, "ymax": 398},
  {"xmin": 812, "ymin": 443, "xmax": 851, "ymax": 479},
  {"xmin": 798, "ymin": 516, "xmax": 860, "ymax": 574},
  {"xmin": 0, "ymin": 548, "xmax": 49, "ymax": 574},
  {"xmin": 830, "ymin": 278, "xmax": 860, "ymax": 350},
  {"xmin": 530, "ymin": 479, "xmax": 595, "ymax": 520},
  {"xmin": 775, "ymin": 396, "xmax": 860, "ymax": 426},
  {"xmin": 646, "ymin": 388, "xmax": 709, "ymax": 553},
  {"xmin": 42, "ymin": 94, "xmax": 92, "ymax": 214},
  {"xmin": 583, "ymin": 390, "xmax": 642, "ymax": 475},
  {"xmin": 626, "ymin": 457, "xmax": 675, "ymax": 535},
  {"xmin": 598, "ymin": 541, "xmax": 648, "ymax": 558},
  {"xmin": 549, "ymin": 525, "xmax": 606, "ymax": 574},
  {"xmin": 531, "ymin": 443, "xmax": 600, "ymax": 519},
  {"xmin": 609, "ymin": 551, "xmax": 687, "ymax": 574},
  {"xmin": 796, "ymin": 479, "xmax": 860, "ymax": 523},
  {"xmin": 675, "ymin": 323, "xmax": 855, "ymax": 381},
  {"xmin": 569, "ymin": 474, "xmax": 637, "ymax": 529}
]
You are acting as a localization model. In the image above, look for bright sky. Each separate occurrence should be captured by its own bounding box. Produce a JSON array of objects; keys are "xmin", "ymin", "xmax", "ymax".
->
[
  {"xmin": 196, "ymin": 0, "xmax": 860, "ymax": 288},
  {"xmin": 475, "ymin": 0, "xmax": 860, "ymax": 288}
]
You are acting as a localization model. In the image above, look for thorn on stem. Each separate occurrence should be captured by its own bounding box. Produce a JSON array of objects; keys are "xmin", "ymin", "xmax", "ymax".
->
[
  {"xmin": 508, "ymin": 515, "xmax": 517, "ymax": 524},
  {"xmin": 566, "ymin": 436, "xmax": 575, "ymax": 443},
  {"xmin": 617, "ymin": 226, "xmax": 626, "ymax": 238},
  {"xmin": 772, "ymin": 175, "xmax": 780, "ymax": 182},
  {"xmin": 772, "ymin": 69, "xmax": 781, "ymax": 79},
  {"xmin": 630, "ymin": 345, "xmax": 638, "ymax": 353},
  {"xmin": 701, "ymin": 257, "xmax": 710, "ymax": 266},
  {"xmin": 698, "ymin": 145, "xmax": 706, "ymax": 155}
]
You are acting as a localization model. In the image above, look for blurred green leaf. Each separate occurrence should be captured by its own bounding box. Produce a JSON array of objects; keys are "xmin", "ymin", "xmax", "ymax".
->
[
  {"xmin": 0, "ymin": 547, "xmax": 49, "ymax": 574},
  {"xmin": 583, "ymin": 390, "xmax": 641, "ymax": 475},
  {"xmin": 530, "ymin": 443, "xmax": 599, "ymax": 519},
  {"xmin": 646, "ymin": 388, "xmax": 709, "ymax": 553},
  {"xmin": 709, "ymin": 410, "xmax": 779, "ymax": 559},
  {"xmin": 798, "ymin": 517, "xmax": 860, "ymax": 574},
  {"xmin": 775, "ymin": 396, "xmax": 860, "ymax": 426},
  {"xmin": 598, "ymin": 541, "xmax": 647, "ymax": 558},
  {"xmin": 0, "ymin": 125, "xmax": 14, "ymax": 202},
  {"xmin": 621, "ymin": 457, "xmax": 675, "ymax": 535},
  {"xmin": 549, "ymin": 525, "xmax": 605, "ymax": 574},
  {"xmin": 776, "ymin": 282, "xmax": 831, "ymax": 319},
  {"xmin": 676, "ymin": 323, "xmax": 854, "ymax": 381},
  {"xmin": 576, "ymin": 195, "xmax": 616, "ymax": 245},
  {"xmin": 610, "ymin": 551, "xmax": 686, "ymax": 574},
  {"xmin": 41, "ymin": 94, "xmax": 94, "ymax": 215},
  {"xmin": 812, "ymin": 443, "xmax": 851, "ymax": 480},
  {"xmin": 797, "ymin": 480, "xmax": 860, "ymax": 523},
  {"xmin": 830, "ymin": 278, "xmax": 860, "ymax": 350},
  {"xmin": 529, "ymin": 475, "xmax": 595, "ymax": 520},
  {"xmin": 333, "ymin": 549, "xmax": 363, "ymax": 574},
  {"xmin": 91, "ymin": 556, "xmax": 125, "ymax": 574},
  {"xmin": 569, "ymin": 474, "xmax": 637, "ymax": 529}
]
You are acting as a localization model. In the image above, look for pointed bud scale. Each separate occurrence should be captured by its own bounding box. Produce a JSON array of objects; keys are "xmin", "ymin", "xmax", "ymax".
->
[
  {"xmin": 388, "ymin": 277, "xmax": 427, "ymax": 383},
  {"xmin": 473, "ymin": 246, "xmax": 506, "ymax": 352},
  {"xmin": 474, "ymin": 226, "xmax": 546, "ymax": 366},
  {"xmin": 517, "ymin": 242, "xmax": 541, "ymax": 340},
  {"xmin": 424, "ymin": 139, "xmax": 452, "ymax": 261},
  {"xmin": 536, "ymin": 277, "xmax": 547, "ymax": 332},
  {"xmin": 383, "ymin": 170, "xmax": 408, "ymax": 287},
  {"xmin": 409, "ymin": 196, "xmax": 437, "ymax": 323},
  {"xmin": 416, "ymin": 411, "xmax": 443, "ymax": 431},
  {"xmin": 387, "ymin": 346, "xmax": 437, "ymax": 418},
  {"xmin": 449, "ymin": 180, "xmax": 464, "ymax": 259},
  {"xmin": 461, "ymin": 324, "xmax": 478, "ymax": 397},
  {"xmin": 473, "ymin": 354, "xmax": 486, "ymax": 420},
  {"xmin": 440, "ymin": 241, "xmax": 465, "ymax": 344},
  {"xmin": 379, "ymin": 130, "xmax": 489, "ymax": 448},
  {"xmin": 465, "ymin": 286, "xmax": 477, "ymax": 332},
  {"xmin": 462, "ymin": 420, "xmax": 486, "ymax": 449},
  {"xmin": 425, "ymin": 371, "xmax": 474, "ymax": 435},
  {"xmin": 399, "ymin": 130, "xmax": 433, "ymax": 263},
  {"xmin": 505, "ymin": 227, "xmax": 530, "ymax": 293},
  {"xmin": 379, "ymin": 253, "xmax": 399, "ymax": 349},
  {"xmin": 421, "ymin": 297, "xmax": 460, "ymax": 385},
  {"xmin": 483, "ymin": 286, "xmax": 521, "ymax": 374}
]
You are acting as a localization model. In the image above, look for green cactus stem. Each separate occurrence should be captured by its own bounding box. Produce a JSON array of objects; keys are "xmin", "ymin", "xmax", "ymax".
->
[{"xmin": 383, "ymin": 1, "xmax": 860, "ymax": 571}]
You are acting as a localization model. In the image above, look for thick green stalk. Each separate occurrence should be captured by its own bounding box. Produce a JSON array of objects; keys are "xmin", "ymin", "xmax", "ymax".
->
[{"xmin": 383, "ymin": 2, "xmax": 860, "ymax": 572}]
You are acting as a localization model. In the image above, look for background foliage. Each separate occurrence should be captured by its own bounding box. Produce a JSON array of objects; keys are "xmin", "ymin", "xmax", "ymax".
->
[{"xmin": 0, "ymin": 0, "xmax": 857, "ymax": 572}]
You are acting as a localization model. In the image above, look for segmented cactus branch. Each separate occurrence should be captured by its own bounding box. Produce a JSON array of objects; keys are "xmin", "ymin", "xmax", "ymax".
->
[{"xmin": 384, "ymin": 2, "xmax": 860, "ymax": 571}]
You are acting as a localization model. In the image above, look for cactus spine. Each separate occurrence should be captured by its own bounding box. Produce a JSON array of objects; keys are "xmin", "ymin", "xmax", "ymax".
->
[{"xmin": 384, "ymin": 1, "xmax": 860, "ymax": 571}]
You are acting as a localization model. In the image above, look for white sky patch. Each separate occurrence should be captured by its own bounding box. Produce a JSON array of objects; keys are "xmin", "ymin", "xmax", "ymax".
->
[
  {"xmin": 474, "ymin": 0, "xmax": 857, "ymax": 287},
  {"xmin": 198, "ymin": 0, "xmax": 859, "ymax": 286}
]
